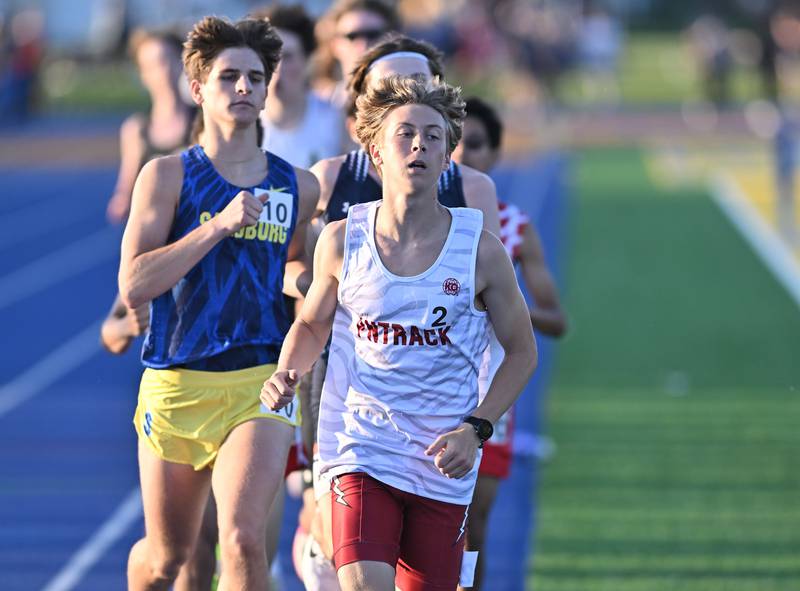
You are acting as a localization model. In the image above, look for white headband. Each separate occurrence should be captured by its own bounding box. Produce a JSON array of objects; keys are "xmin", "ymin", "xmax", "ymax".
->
[{"xmin": 366, "ymin": 51, "xmax": 430, "ymax": 72}]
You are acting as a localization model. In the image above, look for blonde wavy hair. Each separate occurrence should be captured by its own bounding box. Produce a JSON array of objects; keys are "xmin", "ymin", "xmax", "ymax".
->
[{"xmin": 355, "ymin": 75, "xmax": 465, "ymax": 166}]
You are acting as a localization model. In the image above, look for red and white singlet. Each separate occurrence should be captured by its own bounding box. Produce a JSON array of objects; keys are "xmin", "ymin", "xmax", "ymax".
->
[{"xmin": 479, "ymin": 200, "xmax": 530, "ymax": 479}]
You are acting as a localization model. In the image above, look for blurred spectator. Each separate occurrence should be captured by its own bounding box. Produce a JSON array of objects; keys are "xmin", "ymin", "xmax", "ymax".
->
[
  {"xmin": 769, "ymin": 3, "xmax": 800, "ymax": 99},
  {"xmin": 685, "ymin": 15, "xmax": 732, "ymax": 107},
  {"xmin": 256, "ymin": 4, "xmax": 344, "ymax": 168},
  {"xmin": 87, "ymin": 0, "xmax": 126, "ymax": 57},
  {"xmin": 452, "ymin": 0, "xmax": 506, "ymax": 74},
  {"xmin": 768, "ymin": 4, "xmax": 800, "ymax": 248},
  {"xmin": 311, "ymin": 0, "xmax": 400, "ymax": 107},
  {"xmin": 399, "ymin": 0, "xmax": 459, "ymax": 57},
  {"xmin": 774, "ymin": 105, "xmax": 799, "ymax": 247},
  {"xmin": 106, "ymin": 29, "xmax": 195, "ymax": 224},
  {"xmin": 578, "ymin": 1, "xmax": 623, "ymax": 104},
  {"xmin": 490, "ymin": 0, "xmax": 580, "ymax": 98},
  {"xmin": 751, "ymin": 4, "xmax": 780, "ymax": 102},
  {"xmin": 0, "ymin": 7, "xmax": 44, "ymax": 124}
]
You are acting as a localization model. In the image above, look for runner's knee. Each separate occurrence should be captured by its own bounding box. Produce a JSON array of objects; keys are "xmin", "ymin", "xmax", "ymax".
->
[
  {"xmin": 219, "ymin": 524, "xmax": 264, "ymax": 563},
  {"xmin": 338, "ymin": 561, "xmax": 394, "ymax": 591},
  {"xmin": 147, "ymin": 545, "xmax": 192, "ymax": 583}
]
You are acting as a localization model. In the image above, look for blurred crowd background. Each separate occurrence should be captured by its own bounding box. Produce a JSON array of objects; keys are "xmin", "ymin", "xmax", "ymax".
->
[
  {"xmin": 7, "ymin": 0, "xmax": 800, "ymax": 219},
  {"xmin": 4, "ymin": 0, "xmax": 800, "ymax": 129}
]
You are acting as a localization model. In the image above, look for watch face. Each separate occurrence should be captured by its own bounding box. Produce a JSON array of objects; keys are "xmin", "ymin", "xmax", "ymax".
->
[
  {"xmin": 465, "ymin": 416, "xmax": 494, "ymax": 442},
  {"xmin": 477, "ymin": 420, "xmax": 493, "ymax": 441}
]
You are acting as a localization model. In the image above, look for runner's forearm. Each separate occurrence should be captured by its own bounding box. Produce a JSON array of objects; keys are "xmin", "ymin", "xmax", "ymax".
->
[
  {"xmin": 277, "ymin": 318, "xmax": 331, "ymax": 377},
  {"xmin": 100, "ymin": 317, "xmax": 134, "ymax": 354},
  {"xmin": 530, "ymin": 307, "xmax": 567, "ymax": 337},
  {"xmin": 120, "ymin": 220, "xmax": 226, "ymax": 308},
  {"xmin": 473, "ymin": 349, "xmax": 537, "ymax": 424}
]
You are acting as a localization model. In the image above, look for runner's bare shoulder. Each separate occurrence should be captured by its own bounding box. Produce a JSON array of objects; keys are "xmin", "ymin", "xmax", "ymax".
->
[
  {"xmin": 475, "ymin": 229, "xmax": 512, "ymax": 294},
  {"xmin": 133, "ymin": 154, "xmax": 184, "ymax": 210},
  {"xmin": 315, "ymin": 219, "xmax": 347, "ymax": 279}
]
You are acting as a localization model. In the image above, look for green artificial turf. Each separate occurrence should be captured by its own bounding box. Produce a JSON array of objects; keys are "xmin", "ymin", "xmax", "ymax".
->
[{"xmin": 529, "ymin": 147, "xmax": 800, "ymax": 591}]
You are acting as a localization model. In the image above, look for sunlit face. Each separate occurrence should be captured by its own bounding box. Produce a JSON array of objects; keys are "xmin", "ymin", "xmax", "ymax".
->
[
  {"xmin": 452, "ymin": 116, "xmax": 498, "ymax": 173},
  {"xmin": 332, "ymin": 10, "xmax": 389, "ymax": 77},
  {"xmin": 270, "ymin": 29, "xmax": 307, "ymax": 100},
  {"xmin": 371, "ymin": 103, "xmax": 449, "ymax": 192},
  {"xmin": 136, "ymin": 38, "xmax": 182, "ymax": 94},
  {"xmin": 191, "ymin": 47, "xmax": 266, "ymax": 127},
  {"xmin": 364, "ymin": 56, "xmax": 432, "ymax": 92}
]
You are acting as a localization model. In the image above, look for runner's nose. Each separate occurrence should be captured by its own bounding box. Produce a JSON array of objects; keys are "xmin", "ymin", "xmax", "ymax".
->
[{"xmin": 236, "ymin": 74, "xmax": 252, "ymax": 94}]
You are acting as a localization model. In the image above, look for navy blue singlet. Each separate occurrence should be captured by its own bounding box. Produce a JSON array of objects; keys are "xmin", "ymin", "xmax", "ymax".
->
[
  {"xmin": 324, "ymin": 149, "xmax": 466, "ymax": 222},
  {"xmin": 142, "ymin": 145, "xmax": 298, "ymax": 371}
]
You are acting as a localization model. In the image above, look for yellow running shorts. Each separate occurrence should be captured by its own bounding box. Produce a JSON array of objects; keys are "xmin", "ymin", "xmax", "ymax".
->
[{"xmin": 133, "ymin": 363, "xmax": 301, "ymax": 470}]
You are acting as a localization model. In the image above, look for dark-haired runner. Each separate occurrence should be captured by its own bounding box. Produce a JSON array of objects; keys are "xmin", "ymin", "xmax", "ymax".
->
[{"xmin": 119, "ymin": 16, "xmax": 317, "ymax": 590}]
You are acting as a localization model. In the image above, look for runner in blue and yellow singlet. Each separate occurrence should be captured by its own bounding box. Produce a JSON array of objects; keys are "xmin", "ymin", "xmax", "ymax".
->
[{"xmin": 118, "ymin": 16, "xmax": 318, "ymax": 591}]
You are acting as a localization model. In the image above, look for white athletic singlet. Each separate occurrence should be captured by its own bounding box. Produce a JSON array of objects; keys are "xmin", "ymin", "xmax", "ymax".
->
[
  {"xmin": 260, "ymin": 92, "xmax": 342, "ymax": 168},
  {"xmin": 317, "ymin": 201, "xmax": 490, "ymax": 504}
]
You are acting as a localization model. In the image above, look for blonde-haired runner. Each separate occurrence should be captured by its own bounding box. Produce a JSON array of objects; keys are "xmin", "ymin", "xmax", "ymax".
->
[{"xmin": 262, "ymin": 76, "xmax": 536, "ymax": 591}]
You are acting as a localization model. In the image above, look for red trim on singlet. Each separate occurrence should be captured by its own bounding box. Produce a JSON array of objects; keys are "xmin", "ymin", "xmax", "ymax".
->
[{"xmin": 498, "ymin": 201, "xmax": 529, "ymax": 260}]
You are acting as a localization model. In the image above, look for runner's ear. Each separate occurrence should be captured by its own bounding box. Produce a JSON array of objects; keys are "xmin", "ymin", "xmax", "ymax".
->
[
  {"xmin": 369, "ymin": 143, "xmax": 382, "ymax": 168},
  {"xmin": 189, "ymin": 78, "xmax": 204, "ymax": 106}
]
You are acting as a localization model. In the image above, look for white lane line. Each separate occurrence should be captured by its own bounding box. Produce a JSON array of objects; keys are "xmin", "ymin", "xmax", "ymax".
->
[
  {"xmin": 0, "ymin": 226, "xmax": 119, "ymax": 310},
  {"xmin": 0, "ymin": 174, "xmax": 88, "ymax": 213},
  {"xmin": 0, "ymin": 319, "xmax": 103, "ymax": 417},
  {"xmin": 41, "ymin": 488, "xmax": 143, "ymax": 591},
  {"xmin": 710, "ymin": 173, "xmax": 800, "ymax": 310},
  {"xmin": 0, "ymin": 201, "xmax": 105, "ymax": 250}
]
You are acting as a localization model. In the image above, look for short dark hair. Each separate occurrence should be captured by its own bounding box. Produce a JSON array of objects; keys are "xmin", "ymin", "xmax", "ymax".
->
[
  {"xmin": 349, "ymin": 33, "xmax": 445, "ymax": 96},
  {"xmin": 183, "ymin": 16, "xmax": 283, "ymax": 83},
  {"xmin": 464, "ymin": 96, "xmax": 503, "ymax": 150},
  {"xmin": 329, "ymin": 0, "xmax": 399, "ymax": 30},
  {"xmin": 255, "ymin": 4, "xmax": 317, "ymax": 57}
]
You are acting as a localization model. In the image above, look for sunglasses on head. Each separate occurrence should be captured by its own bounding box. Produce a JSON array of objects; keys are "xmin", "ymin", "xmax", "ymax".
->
[{"xmin": 341, "ymin": 28, "xmax": 386, "ymax": 42}]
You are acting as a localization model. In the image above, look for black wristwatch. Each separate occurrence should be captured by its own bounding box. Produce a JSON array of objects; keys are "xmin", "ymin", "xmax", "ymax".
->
[{"xmin": 463, "ymin": 416, "xmax": 493, "ymax": 448}]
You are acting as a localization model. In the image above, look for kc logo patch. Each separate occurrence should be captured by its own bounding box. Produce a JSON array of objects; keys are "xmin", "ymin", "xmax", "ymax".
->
[{"xmin": 443, "ymin": 278, "xmax": 460, "ymax": 296}]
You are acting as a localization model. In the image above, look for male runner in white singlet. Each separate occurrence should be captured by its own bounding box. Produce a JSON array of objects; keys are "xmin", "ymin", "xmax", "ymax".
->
[{"xmin": 261, "ymin": 76, "xmax": 536, "ymax": 591}]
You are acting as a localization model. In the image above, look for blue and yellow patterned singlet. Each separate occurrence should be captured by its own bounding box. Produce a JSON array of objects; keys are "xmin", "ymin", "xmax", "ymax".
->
[{"xmin": 142, "ymin": 145, "xmax": 298, "ymax": 371}]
